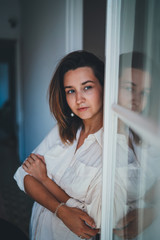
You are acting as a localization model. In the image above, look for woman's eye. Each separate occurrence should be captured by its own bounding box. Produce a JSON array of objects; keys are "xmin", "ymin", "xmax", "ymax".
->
[
  {"xmin": 126, "ymin": 87, "xmax": 133, "ymax": 92},
  {"xmin": 84, "ymin": 86, "xmax": 92, "ymax": 91},
  {"xmin": 141, "ymin": 91, "xmax": 150, "ymax": 97},
  {"xmin": 120, "ymin": 85, "xmax": 133, "ymax": 92},
  {"xmin": 66, "ymin": 89, "xmax": 75, "ymax": 94}
]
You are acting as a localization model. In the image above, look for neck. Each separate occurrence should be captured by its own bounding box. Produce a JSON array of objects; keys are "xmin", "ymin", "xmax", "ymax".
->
[
  {"xmin": 76, "ymin": 113, "xmax": 103, "ymax": 151},
  {"xmin": 82, "ymin": 114, "xmax": 103, "ymax": 135}
]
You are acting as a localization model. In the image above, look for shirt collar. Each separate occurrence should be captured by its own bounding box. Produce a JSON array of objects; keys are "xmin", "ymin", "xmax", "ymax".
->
[
  {"xmin": 76, "ymin": 126, "xmax": 103, "ymax": 148},
  {"xmin": 93, "ymin": 127, "xmax": 103, "ymax": 148}
]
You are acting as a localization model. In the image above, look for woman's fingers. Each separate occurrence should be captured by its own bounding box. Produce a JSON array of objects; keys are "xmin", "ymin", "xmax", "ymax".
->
[
  {"xmin": 30, "ymin": 153, "xmax": 39, "ymax": 161},
  {"xmin": 113, "ymin": 228, "xmax": 124, "ymax": 238},
  {"xmin": 22, "ymin": 154, "xmax": 38, "ymax": 171},
  {"xmin": 23, "ymin": 154, "xmax": 42, "ymax": 167},
  {"xmin": 27, "ymin": 155, "xmax": 35, "ymax": 164},
  {"xmin": 58, "ymin": 206, "xmax": 99, "ymax": 238},
  {"xmin": 22, "ymin": 153, "xmax": 47, "ymax": 183},
  {"xmin": 116, "ymin": 209, "xmax": 138, "ymax": 230},
  {"xmin": 82, "ymin": 221, "xmax": 99, "ymax": 239},
  {"xmin": 77, "ymin": 210, "xmax": 98, "ymax": 237},
  {"xmin": 80, "ymin": 212, "xmax": 96, "ymax": 229},
  {"xmin": 22, "ymin": 159, "xmax": 32, "ymax": 173},
  {"xmin": 23, "ymin": 157, "xmax": 32, "ymax": 168},
  {"xmin": 36, "ymin": 154, "xmax": 45, "ymax": 162},
  {"xmin": 22, "ymin": 164, "xmax": 28, "ymax": 172}
]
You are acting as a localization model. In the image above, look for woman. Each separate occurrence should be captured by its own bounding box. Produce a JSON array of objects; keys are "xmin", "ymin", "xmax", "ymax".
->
[{"xmin": 14, "ymin": 50, "xmax": 104, "ymax": 240}]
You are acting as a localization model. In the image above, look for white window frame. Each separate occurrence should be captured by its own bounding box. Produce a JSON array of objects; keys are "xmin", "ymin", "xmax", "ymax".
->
[
  {"xmin": 101, "ymin": 0, "xmax": 121, "ymax": 238},
  {"xmin": 101, "ymin": 0, "xmax": 160, "ymax": 239}
]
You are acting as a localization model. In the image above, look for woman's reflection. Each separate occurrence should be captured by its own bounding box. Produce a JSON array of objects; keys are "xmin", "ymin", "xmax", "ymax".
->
[
  {"xmin": 113, "ymin": 52, "xmax": 160, "ymax": 240},
  {"xmin": 118, "ymin": 52, "xmax": 151, "ymax": 113}
]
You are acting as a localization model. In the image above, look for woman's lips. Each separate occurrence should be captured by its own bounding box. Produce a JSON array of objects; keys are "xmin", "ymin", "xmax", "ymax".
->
[{"xmin": 77, "ymin": 107, "xmax": 88, "ymax": 112}]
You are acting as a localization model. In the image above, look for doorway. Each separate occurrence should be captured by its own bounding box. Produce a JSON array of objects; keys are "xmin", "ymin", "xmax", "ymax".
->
[{"xmin": 83, "ymin": 0, "xmax": 106, "ymax": 61}]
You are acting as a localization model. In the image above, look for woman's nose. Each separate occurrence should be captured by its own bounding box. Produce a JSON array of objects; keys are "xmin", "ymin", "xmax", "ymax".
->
[
  {"xmin": 76, "ymin": 91, "xmax": 85, "ymax": 104},
  {"xmin": 132, "ymin": 91, "xmax": 142, "ymax": 103}
]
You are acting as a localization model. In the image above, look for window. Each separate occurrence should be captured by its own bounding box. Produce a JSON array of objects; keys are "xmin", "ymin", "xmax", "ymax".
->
[{"xmin": 101, "ymin": 0, "xmax": 160, "ymax": 239}]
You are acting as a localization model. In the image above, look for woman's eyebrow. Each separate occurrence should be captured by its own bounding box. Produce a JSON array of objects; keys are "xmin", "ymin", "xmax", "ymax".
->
[
  {"xmin": 120, "ymin": 81, "xmax": 136, "ymax": 86},
  {"xmin": 64, "ymin": 80, "xmax": 94, "ymax": 89},
  {"xmin": 64, "ymin": 85, "xmax": 72, "ymax": 89},
  {"xmin": 82, "ymin": 80, "xmax": 94, "ymax": 85}
]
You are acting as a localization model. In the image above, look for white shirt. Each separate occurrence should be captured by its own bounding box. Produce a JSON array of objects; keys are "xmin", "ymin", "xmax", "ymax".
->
[{"xmin": 14, "ymin": 124, "xmax": 103, "ymax": 240}]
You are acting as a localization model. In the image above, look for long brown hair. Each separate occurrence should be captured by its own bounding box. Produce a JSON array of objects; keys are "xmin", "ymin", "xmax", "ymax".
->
[{"xmin": 48, "ymin": 50, "xmax": 104, "ymax": 144}]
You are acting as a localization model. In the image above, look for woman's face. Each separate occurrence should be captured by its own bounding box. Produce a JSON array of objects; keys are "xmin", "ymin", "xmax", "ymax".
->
[
  {"xmin": 118, "ymin": 68, "xmax": 151, "ymax": 113},
  {"xmin": 63, "ymin": 66, "xmax": 103, "ymax": 122}
]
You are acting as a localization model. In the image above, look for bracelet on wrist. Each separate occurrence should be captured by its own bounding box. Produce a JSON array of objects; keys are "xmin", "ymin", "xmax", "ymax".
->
[{"xmin": 55, "ymin": 202, "xmax": 65, "ymax": 217}]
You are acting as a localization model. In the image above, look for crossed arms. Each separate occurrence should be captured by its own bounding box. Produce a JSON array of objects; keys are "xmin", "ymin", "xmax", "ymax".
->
[{"xmin": 22, "ymin": 153, "xmax": 99, "ymax": 239}]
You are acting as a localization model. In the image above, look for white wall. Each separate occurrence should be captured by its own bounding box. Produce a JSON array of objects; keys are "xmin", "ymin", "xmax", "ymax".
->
[{"xmin": 20, "ymin": 0, "xmax": 68, "ymax": 159}]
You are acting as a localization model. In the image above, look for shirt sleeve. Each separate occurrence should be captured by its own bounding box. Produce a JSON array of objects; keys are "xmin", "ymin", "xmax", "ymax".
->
[
  {"xmin": 66, "ymin": 169, "xmax": 102, "ymax": 228},
  {"xmin": 13, "ymin": 124, "xmax": 59, "ymax": 192}
]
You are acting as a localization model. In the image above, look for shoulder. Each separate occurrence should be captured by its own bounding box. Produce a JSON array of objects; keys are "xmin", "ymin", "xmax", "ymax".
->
[
  {"xmin": 33, "ymin": 123, "xmax": 61, "ymax": 155},
  {"xmin": 45, "ymin": 123, "xmax": 59, "ymax": 141}
]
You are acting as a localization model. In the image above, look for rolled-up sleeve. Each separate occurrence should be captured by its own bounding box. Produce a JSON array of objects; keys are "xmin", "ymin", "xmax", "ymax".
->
[
  {"xmin": 14, "ymin": 166, "xmax": 29, "ymax": 192},
  {"xmin": 13, "ymin": 124, "xmax": 58, "ymax": 193}
]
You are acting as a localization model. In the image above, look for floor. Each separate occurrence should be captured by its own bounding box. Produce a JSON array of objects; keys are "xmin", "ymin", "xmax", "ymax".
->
[{"xmin": 0, "ymin": 133, "xmax": 34, "ymax": 238}]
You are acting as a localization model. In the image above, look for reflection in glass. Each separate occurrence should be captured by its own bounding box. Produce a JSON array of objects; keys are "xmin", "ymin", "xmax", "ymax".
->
[
  {"xmin": 118, "ymin": 52, "xmax": 153, "ymax": 118},
  {"xmin": 110, "ymin": 0, "xmax": 160, "ymax": 239},
  {"xmin": 113, "ymin": 52, "xmax": 160, "ymax": 239},
  {"xmin": 113, "ymin": 124, "xmax": 160, "ymax": 239},
  {"xmin": 119, "ymin": 0, "xmax": 160, "ymax": 124}
]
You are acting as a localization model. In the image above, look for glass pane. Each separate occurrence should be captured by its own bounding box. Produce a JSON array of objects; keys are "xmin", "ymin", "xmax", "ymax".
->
[
  {"xmin": 112, "ymin": 1, "xmax": 160, "ymax": 239},
  {"xmin": 119, "ymin": 0, "xmax": 160, "ymax": 124},
  {"xmin": 113, "ymin": 122, "xmax": 160, "ymax": 240}
]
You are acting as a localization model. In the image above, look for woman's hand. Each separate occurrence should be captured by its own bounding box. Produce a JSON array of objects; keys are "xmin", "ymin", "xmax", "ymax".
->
[
  {"xmin": 113, "ymin": 208, "xmax": 156, "ymax": 239},
  {"xmin": 57, "ymin": 205, "xmax": 99, "ymax": 239},
  {"xmin": 22, "ymin": 153, "xmax": 47, "ymax": 183},
  {"xmin": 23, "ymin": 153, "xmax": 71, "ymax": 203}
]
